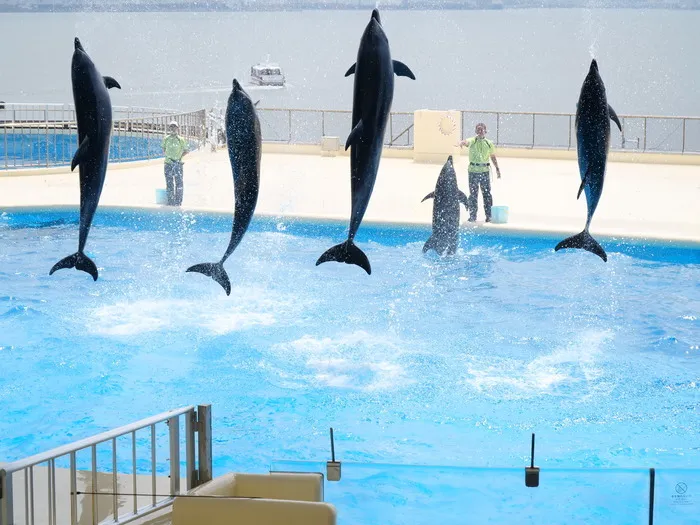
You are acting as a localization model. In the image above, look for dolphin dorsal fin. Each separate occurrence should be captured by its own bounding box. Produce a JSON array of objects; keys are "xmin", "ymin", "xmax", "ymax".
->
[
  {"xmin": 608, "ymin": 105, "xmax": 622, "ymax": 132},
  {"xmin": 421, "ymin": 192, "xmax": 435, "ymax": 203},
  {"xmin": 393, "ymin": 60, "xmax": 416, "ymax": 80},
  {"xmin": 103, "ymin": 76, "xmax": 121, "ymax": 90},
  {"xmin": 344, "ymin": 63, "xmax": 356, "ymax": 77},
  {"xmin": 345, "ymin": 120, "xmax": 364, "ymax": 151},
  {"xmin": 71, "ymin": 136, "xmax": 90, "ymax": 172}
]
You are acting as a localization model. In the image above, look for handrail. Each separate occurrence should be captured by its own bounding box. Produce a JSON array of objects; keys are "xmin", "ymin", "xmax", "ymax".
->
[
  {"xmin": 0, "ymin": 405, "xmax": 212, "ymax": 525},
  {"xmin": 389, "ymin": 123, "xmax": 413, "ymax": 146},
  {"xmin": 1, "ymin": 406, "xmax": 194, "ymax": 474}
]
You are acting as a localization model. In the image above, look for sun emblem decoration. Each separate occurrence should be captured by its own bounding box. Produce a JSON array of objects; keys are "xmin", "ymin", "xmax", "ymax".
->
[{"xmin": 438, "ymin": 114, "xmax": 457, "ymax": 136}]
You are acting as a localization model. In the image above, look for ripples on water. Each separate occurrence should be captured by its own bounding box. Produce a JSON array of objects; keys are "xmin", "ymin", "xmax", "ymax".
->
[{"xmin": 0, "ymin": 209, "xmax": 698, "ymax": 474}]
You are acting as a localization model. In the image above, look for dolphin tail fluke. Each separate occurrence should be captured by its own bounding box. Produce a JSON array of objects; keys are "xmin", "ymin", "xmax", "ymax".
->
[
  {"xmin": 49, "ymin": 251, "xmax": 98, "ymax": 281},
  {"xmin": 315, "ymin": 240, "xmax": 371, "ymax": 275},
  {"xmin": 186, "ymin": 262, "xmax": 231, "ymax": 295},
  {"xmin": 554, "ymin": 230, "xmax": 608, "ymax": 262}
]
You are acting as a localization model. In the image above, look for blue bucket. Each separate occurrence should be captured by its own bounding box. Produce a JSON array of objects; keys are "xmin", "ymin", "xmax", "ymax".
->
[
  {"xmin": 491, "ymin": 205, "xmax": 509, "ymax": 224},
  {"xmin": 155, "ymin": 189, "xmax": 168, "ymax": 205}
]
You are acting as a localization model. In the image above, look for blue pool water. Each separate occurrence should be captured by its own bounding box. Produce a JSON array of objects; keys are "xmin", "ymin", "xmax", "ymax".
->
[
  {"xmin": 0, "ymin": 132, "xmax": 172, "ymax": 169},
  {"xmin": 0, "ymin": 208, "xmax": 698, "ymax": 483}
]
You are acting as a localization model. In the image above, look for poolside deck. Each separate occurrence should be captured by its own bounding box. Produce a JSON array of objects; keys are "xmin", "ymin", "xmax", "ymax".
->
[{"xmin": 1, "ymin": 147, "xmax": 698, "ymax": 244}]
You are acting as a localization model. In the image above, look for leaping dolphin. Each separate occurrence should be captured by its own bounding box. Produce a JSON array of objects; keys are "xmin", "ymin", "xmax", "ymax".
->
[
  {"xmin": 422, "ymin": 155, "xmax": 470, "ymax": 256},
  {"xmin": 50, "ymin": 37, "xmax": 120, "ymax": 281},
  {"xmin": 315, "ymin": 8, "xmax": 415, "ymax": 275},
  {"xmin": 187, "ymin": 79, "xmax": 261, "ymax": 295},
  {"xmin": 555, "ymin": 59, "xmax": 621, "ymax": 262}
]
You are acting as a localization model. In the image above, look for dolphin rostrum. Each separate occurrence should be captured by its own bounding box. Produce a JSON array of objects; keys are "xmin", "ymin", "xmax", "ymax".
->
[
  {"xmin": 187, "ymin": 79, "xmax": 261, "ymax": 295},
  {"xmin": 422, "ymin": 155, "xmax": 470, "ymax": 256},
  {"xmin": 315, "ymin": 8, "xmax": 415, "ymax": 275},
  {"xmin": 50, "ymin": 37, "xmax": 120, "ymax": 281},
  {"xmin": 555, "ymin": 59, "xmax": 622, "ymax": 262}
]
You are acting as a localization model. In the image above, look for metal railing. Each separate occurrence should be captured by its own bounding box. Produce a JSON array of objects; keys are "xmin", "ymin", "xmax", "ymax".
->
[
  {"xmin": 3, "ymin": 103, "xmax": 698, "ymax": 170},
  {"xmin": 458, "ymin": 109, "xmax": 700, "ymax": 154},
  {"xmin": 255, "ymin": 108, "xmax": 414, "ymax": 148},
  {"xmin": 249, "ymin": 107, "xmax": 700, "ymax": 154},
  {"xmin": 0, "ymin": 405, "xmax": 212, "ymax": 525},
  {"xmin": 0, "ymin": 104, "xmax": 207, "ymax": 170}
]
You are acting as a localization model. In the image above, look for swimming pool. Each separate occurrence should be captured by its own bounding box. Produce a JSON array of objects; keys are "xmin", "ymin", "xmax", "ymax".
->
[
  {"xmin": 0, "ymin": 207, "xmax": 698, "ymax": 480},
  {"xmin": 0, "ymin": 131, "xmax": 173, "ymax": 169}
]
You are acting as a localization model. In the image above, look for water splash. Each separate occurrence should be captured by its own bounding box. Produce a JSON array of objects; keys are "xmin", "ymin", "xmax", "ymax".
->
[{"xmin": 270, "ymin": 331, "xmax": 415, "ymax": 392}]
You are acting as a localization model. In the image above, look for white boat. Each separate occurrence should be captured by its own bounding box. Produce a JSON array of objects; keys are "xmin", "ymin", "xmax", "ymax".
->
[{"xmin": 250, "ymin": 56, "xmax": 286, "ymax": 87}]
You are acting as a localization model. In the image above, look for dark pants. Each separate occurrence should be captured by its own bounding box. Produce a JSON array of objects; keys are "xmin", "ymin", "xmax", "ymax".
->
[
  {"xmin": 164, "ymin": 161, "xmax": 184, "ymax": 206},
  {"xmin": 468, "ymin": 171, "xmax": 493, "ymax": 221}
]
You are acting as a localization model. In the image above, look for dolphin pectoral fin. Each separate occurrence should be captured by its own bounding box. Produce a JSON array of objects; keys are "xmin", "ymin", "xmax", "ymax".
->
[
  {"xmin": 422, "ymin": 235, "xmax": 438, "ymax": 254},
  {"xmin": 254, "ymin": 100, "xmax": 260, "ymax": 107},
  {"xmin": 555, "ymin": 230, "xmax": 608, "ymax": 262},
  {"xmin": 316, "ymin": 240, "xmax": 371, "ymax": 275},
  {"xmin": 71, "ymin": 136, "xmax": 90, "ymax": 171},
  {"xmin": 103, "ymin": 76, "xmax": 121, "ymax": 89},
  {"xmin": 344, "ymin": 63, "xmax": 356, "ymax": 77},
  {"xmin": 345, "ymin": 120, "xmax": 364, "ymax": 150},
  {"xmin": 577, "ymin": 165, "xmax": 592, "ymax": 200},
  {"xmin": 392, "ymin": 60, "xmax": 416, "ymax": 80},
  {"xmin": 49, "ymin": 251, "xmax": 99, "ymax": 281},
  {"xmin": 186, "ymin": 262, "xmax": 231, "ymax": 296},
  {"xmin": 421, "ymin": 192, "xmax": 435, "ymax": 203},
  {"xmin": 458, "ymin": 190, "xmax": 470, "ymax": 210},
  {"xmin": 609, "ymin": 105, "xmax": 622, "ymax": 132}
]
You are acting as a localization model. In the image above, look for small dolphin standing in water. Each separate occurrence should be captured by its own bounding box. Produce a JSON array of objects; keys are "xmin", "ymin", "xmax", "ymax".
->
[
  {"xmin": 555, "ymin": 59, "xmax": 621, "ymax": 262},
  {"xmin": 316, "ymin": 9, "xmax": 415, "ymax": 275},
  {"xmin": 421, "ymin": 156, "xmax": 470, "ymax": 256},
  {"xmin": 50, "ymin": 37, "xmax": 120, "ymax": 281},
  {"xmin": 187, "ymin": 79, "xmax": 261, "ymax": 295}
]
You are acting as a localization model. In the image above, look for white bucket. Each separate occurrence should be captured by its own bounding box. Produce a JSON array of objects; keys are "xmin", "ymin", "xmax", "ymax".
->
[
  {"xmin": 155, "ymin": 188, "xmax": 168, "ymax": 205},
  {"xmin": 491, "ymin": 205, "xmax": 509, "ymax": 224}
]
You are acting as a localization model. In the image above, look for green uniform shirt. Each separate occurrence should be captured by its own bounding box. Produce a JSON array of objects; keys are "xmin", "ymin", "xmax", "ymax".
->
[
  {"xmin": 467, "ymin": 136, "xmax": 495, "ymax": 173},
  {"xmin": 162, "ymin": 134, "xmax": 188, "ymax": 164}
]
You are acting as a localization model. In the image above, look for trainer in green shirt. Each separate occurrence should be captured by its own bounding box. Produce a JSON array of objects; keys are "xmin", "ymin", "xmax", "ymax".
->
[
  {"xmin": 162, "ymin": 126, "xmax": 189, "ymax": 165},
  {"xmin": 162, "ymin": 121, "xmax": 189, "ymax": 206},
  {"xmin": 458, "ymin": 123, "xmax": 503, "ymax": 222}
]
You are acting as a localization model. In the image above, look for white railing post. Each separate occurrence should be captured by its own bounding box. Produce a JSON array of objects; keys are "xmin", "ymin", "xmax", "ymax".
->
[
  {"xmin": 185, "ymin": 409, "xmax": 196, "ymax": 490},
  {"xmin": 0, "ymin": 467, "xmax": 14, "ymax": 525},
  {"xmin": 197, "ymin": 405, "xmax": 212, "ymax": 486},
  {"xmin": 168, "ymin": 417, "xmax": 180, "ymax": 496}
]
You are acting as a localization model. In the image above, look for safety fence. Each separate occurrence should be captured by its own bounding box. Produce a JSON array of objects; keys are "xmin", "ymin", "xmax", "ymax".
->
[
  {"xmin": 2, "ymin": 103, "xmax": 697, "ymax": 171},
  {"xmin": 0, "ymin": 104, "xmax": 206, "ymax": 170},
  {"xmin": 0, "ymin": 405, "xmax": 212, "ymax": 525},
  {"xmin": 253, "ymin": 107, "xmax": 700, "ymax": 154}
]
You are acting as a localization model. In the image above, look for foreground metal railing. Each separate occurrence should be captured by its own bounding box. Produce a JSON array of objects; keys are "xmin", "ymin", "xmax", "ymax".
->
[
  {"xmin": 0, "ymin": 404, "xmax": 212, "ymax": 525},
  {"xmin": 0, "ymin": 104, "xmax": 207, "ymax": 169}
]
